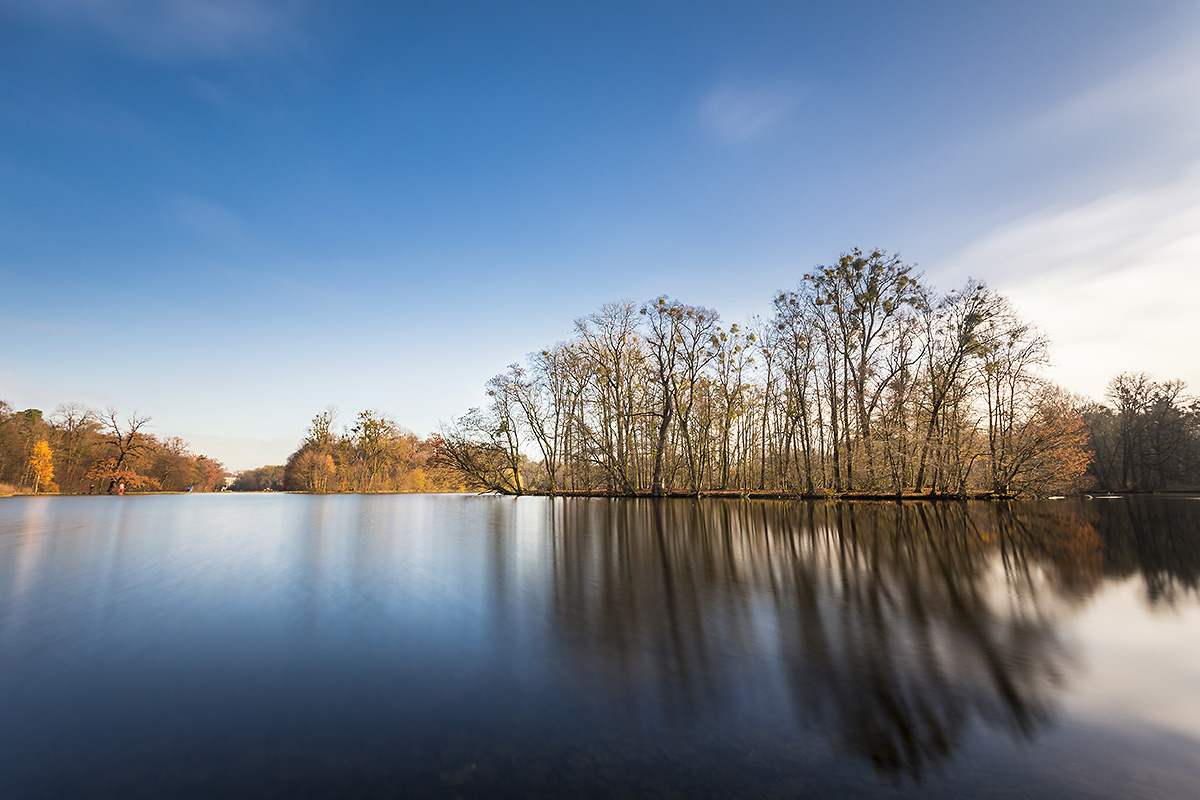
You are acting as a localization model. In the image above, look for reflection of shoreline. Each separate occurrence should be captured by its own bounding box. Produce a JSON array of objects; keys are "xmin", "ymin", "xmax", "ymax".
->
[
  {"xmin": 1094, "ymin": 496, "xmax": 1200, "ymax": 605},
  {"xmin": 2, "ymin": 495, "xmax": 1197, "ymax": 796},
  {"xmin": 542, "ymin": 499, "xmax": 1120, "ymax": 781}
]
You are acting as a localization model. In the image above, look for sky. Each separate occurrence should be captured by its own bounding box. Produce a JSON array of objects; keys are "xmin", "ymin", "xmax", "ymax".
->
[{"xmin": 2, "ymin": 1, "xmax": 1198, "ymax": 471}]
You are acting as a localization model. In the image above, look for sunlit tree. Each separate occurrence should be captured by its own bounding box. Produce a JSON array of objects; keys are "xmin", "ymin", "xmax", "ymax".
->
[{"xmin": 29, "ymin": 440, "xmax": 54, "ymax": 493}]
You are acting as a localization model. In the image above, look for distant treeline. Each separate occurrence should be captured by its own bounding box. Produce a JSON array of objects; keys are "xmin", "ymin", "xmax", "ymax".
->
[
  {"xmin": 439, "ymin": 249, "xmax": 1200, "ymax": 497},
  {"xmin": 251, "ymin": 409, "xmax": 463, "ymax": 493},
  {"xmin": 228, "ymin": 464, "xmax": 285, "ymax": 492},
  {"xmin": 0, "ymin": 402, "xmax": 227, "ymax": 494},
  {"xmin": 1082, "ymin": 373, "xmax": 1200, "ymax": 492}
]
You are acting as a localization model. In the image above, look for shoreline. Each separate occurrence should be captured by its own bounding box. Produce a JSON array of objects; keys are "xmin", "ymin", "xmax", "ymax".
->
[
  {"xmin": 5, "ymin": 489, "xmax": 1196, "ymax": 501},
  {"xmin": 494, "ymin": 489, "xmax": 1197, "ymax": 501}
]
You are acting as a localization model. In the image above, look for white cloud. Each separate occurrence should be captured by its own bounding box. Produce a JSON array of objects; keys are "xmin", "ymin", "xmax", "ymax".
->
[
  {"xmin": 923, "ymin": 12, "xmax": 1200, "ymax": 403},
  {"xmin": 940, "ymin": 163, "xmax": 1200, "ymax": 401},
  {"xmin": 699, "ymin": 82, "xmax": 803, "ymax": 144},
  {"xmin": 15, "ymin": 0, "xmax": 310, "ymax": 61}
]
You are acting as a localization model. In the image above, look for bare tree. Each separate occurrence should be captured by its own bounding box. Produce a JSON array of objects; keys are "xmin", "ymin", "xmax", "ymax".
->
[
  {"xmin": 914, "ymin": 281, "xmax": 994, "ymax": 493},
  {"xmin": 976, "ymin": 296, "xmax": 1050, "ymax": 495},
  {"xmin": 438, "ymin": 406, "xmax": 525, "ymax": 494},
  {"xmin": 641, "ymin": 297, "xmax": 720, "ymax": 495},
  {"xmin": 50, "ymin": 402, "xmax": 100, "ymax": 491},
  {"xmin": 102, "ymin": 408, "xmax": 152, "ymax": 490},
  {"xmin": 574, "ymin": 301, "xmax": 648, "ymax": 493}
]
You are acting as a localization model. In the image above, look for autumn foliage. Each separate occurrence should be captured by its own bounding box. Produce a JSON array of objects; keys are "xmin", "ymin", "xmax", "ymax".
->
[
  {"xmin": 280, "ymin": 409, "xmax": 461, "ymax": 493},
  {"xmin": 0, "ymin": 404, "xmax": 227, "ymax": 494},
  {"xmin": 28, "ymin": 440, "xmax": 55, "ymax": 493}
]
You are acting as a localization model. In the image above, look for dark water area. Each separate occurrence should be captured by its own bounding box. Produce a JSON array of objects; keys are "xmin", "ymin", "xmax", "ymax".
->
[{"xmin": 1, "ymin": 495, "xmax": 1198, "ymax": 799}]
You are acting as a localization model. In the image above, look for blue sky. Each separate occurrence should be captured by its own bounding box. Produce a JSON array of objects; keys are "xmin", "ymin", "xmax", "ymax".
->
[{"xmin": 2, "ymin": 1, "xmax": 1198, "ymax": 470}]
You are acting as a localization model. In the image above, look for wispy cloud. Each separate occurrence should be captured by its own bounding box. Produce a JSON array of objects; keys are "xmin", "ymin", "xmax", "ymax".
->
[
  {"xmin": 926, "ymin": 12, "xmax": 1200, "ymax": 399},
  {"xmin": 699, "ymin": 82, "xmax": 803, "ymax": 144},
  {"xmin": 1021, "ymin": 31, "xmax": 1200, "ymax": 152},
  {"xmin": 941, "ymin": 162, "xmax": 1200, "ymax": 398},
  {"xmin": 15, "ymin": 0, "xmax": 311, "ymax": 61}
]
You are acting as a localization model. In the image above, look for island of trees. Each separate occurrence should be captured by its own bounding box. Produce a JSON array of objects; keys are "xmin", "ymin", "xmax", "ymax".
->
[
  {"xmin": 439, "ymin": 249, "xmax": 1200, "ymax": 498},
  {"xmin": 3, "ymin": 250, "xmax": 1197, "ymax": 498}
]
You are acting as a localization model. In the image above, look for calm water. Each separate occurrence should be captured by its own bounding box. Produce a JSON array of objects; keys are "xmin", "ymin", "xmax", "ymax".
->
[{"xmin": 1, "ymin": 495, "xmax": 1198, "ymax": 798}]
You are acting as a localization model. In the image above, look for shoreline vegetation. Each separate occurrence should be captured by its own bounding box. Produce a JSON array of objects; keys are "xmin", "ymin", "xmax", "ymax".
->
[
  {"xmin": 5, "ymin": 487, "xmax": 1194, "ymax": 501},
  {"xmin": 434, "ymin": 250, "xmax": 1200, "ymax": 499},
  {"xmin": 4, "ymin": 249, "xmax": 1199, "ymax": 500},
  {"xmin": 0, "ymin": 406, "xmax": 229, "ymax": 497},
  {"xmin": 473, "ymin": 489, "xmax": 1200, "ymax": 500}
]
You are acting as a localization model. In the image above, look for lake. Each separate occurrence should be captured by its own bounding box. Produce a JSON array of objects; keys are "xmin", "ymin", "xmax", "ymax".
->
[{"xmin": 1, "ymin": 494, "xmax": 1198, "ymax": 798}]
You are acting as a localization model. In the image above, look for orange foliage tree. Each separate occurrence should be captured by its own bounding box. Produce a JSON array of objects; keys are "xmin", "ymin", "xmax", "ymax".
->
[
  {"xmin": 989, "ymin": 385, "xmax": 1092, "ymax": 496},
  {"xmin": 29, "ymin": 440, "xmax": 55, "ymax": 493}
]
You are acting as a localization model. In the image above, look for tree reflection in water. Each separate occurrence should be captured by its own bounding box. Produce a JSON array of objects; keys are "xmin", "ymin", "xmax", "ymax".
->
[
  {"xmin": 1095, "ymin": 496, "xmax": 1200, "ymax": 605},
  {"xmin": 542, "ymin": 499, "xmax": 1125, "ymax": 782},
  {"xmin": 2, "ymin": 495, "xmax": 1198, "ymax": 796}
]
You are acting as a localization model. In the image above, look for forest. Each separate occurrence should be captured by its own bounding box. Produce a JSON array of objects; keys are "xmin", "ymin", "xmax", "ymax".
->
[
  {"xmin": 0, "ymin": 404, "xmax": 227, "ymax": 494},
  {"xmin": 0, "ymin": 402, "xmax": 460, "ymax": 495},
  {"xmin": 3, "ymin": 250, "xmax": 1197, "ymax": 498},
  {"xmin": 439, "ymin": 250, "xmax": 1200, "ymax": 497}
]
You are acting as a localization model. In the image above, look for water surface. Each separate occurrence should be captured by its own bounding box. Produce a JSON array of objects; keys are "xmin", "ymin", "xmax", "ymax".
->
[{"xmin": 1, "ymin": 494, "xmax": 1198, "ymax": 798}]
